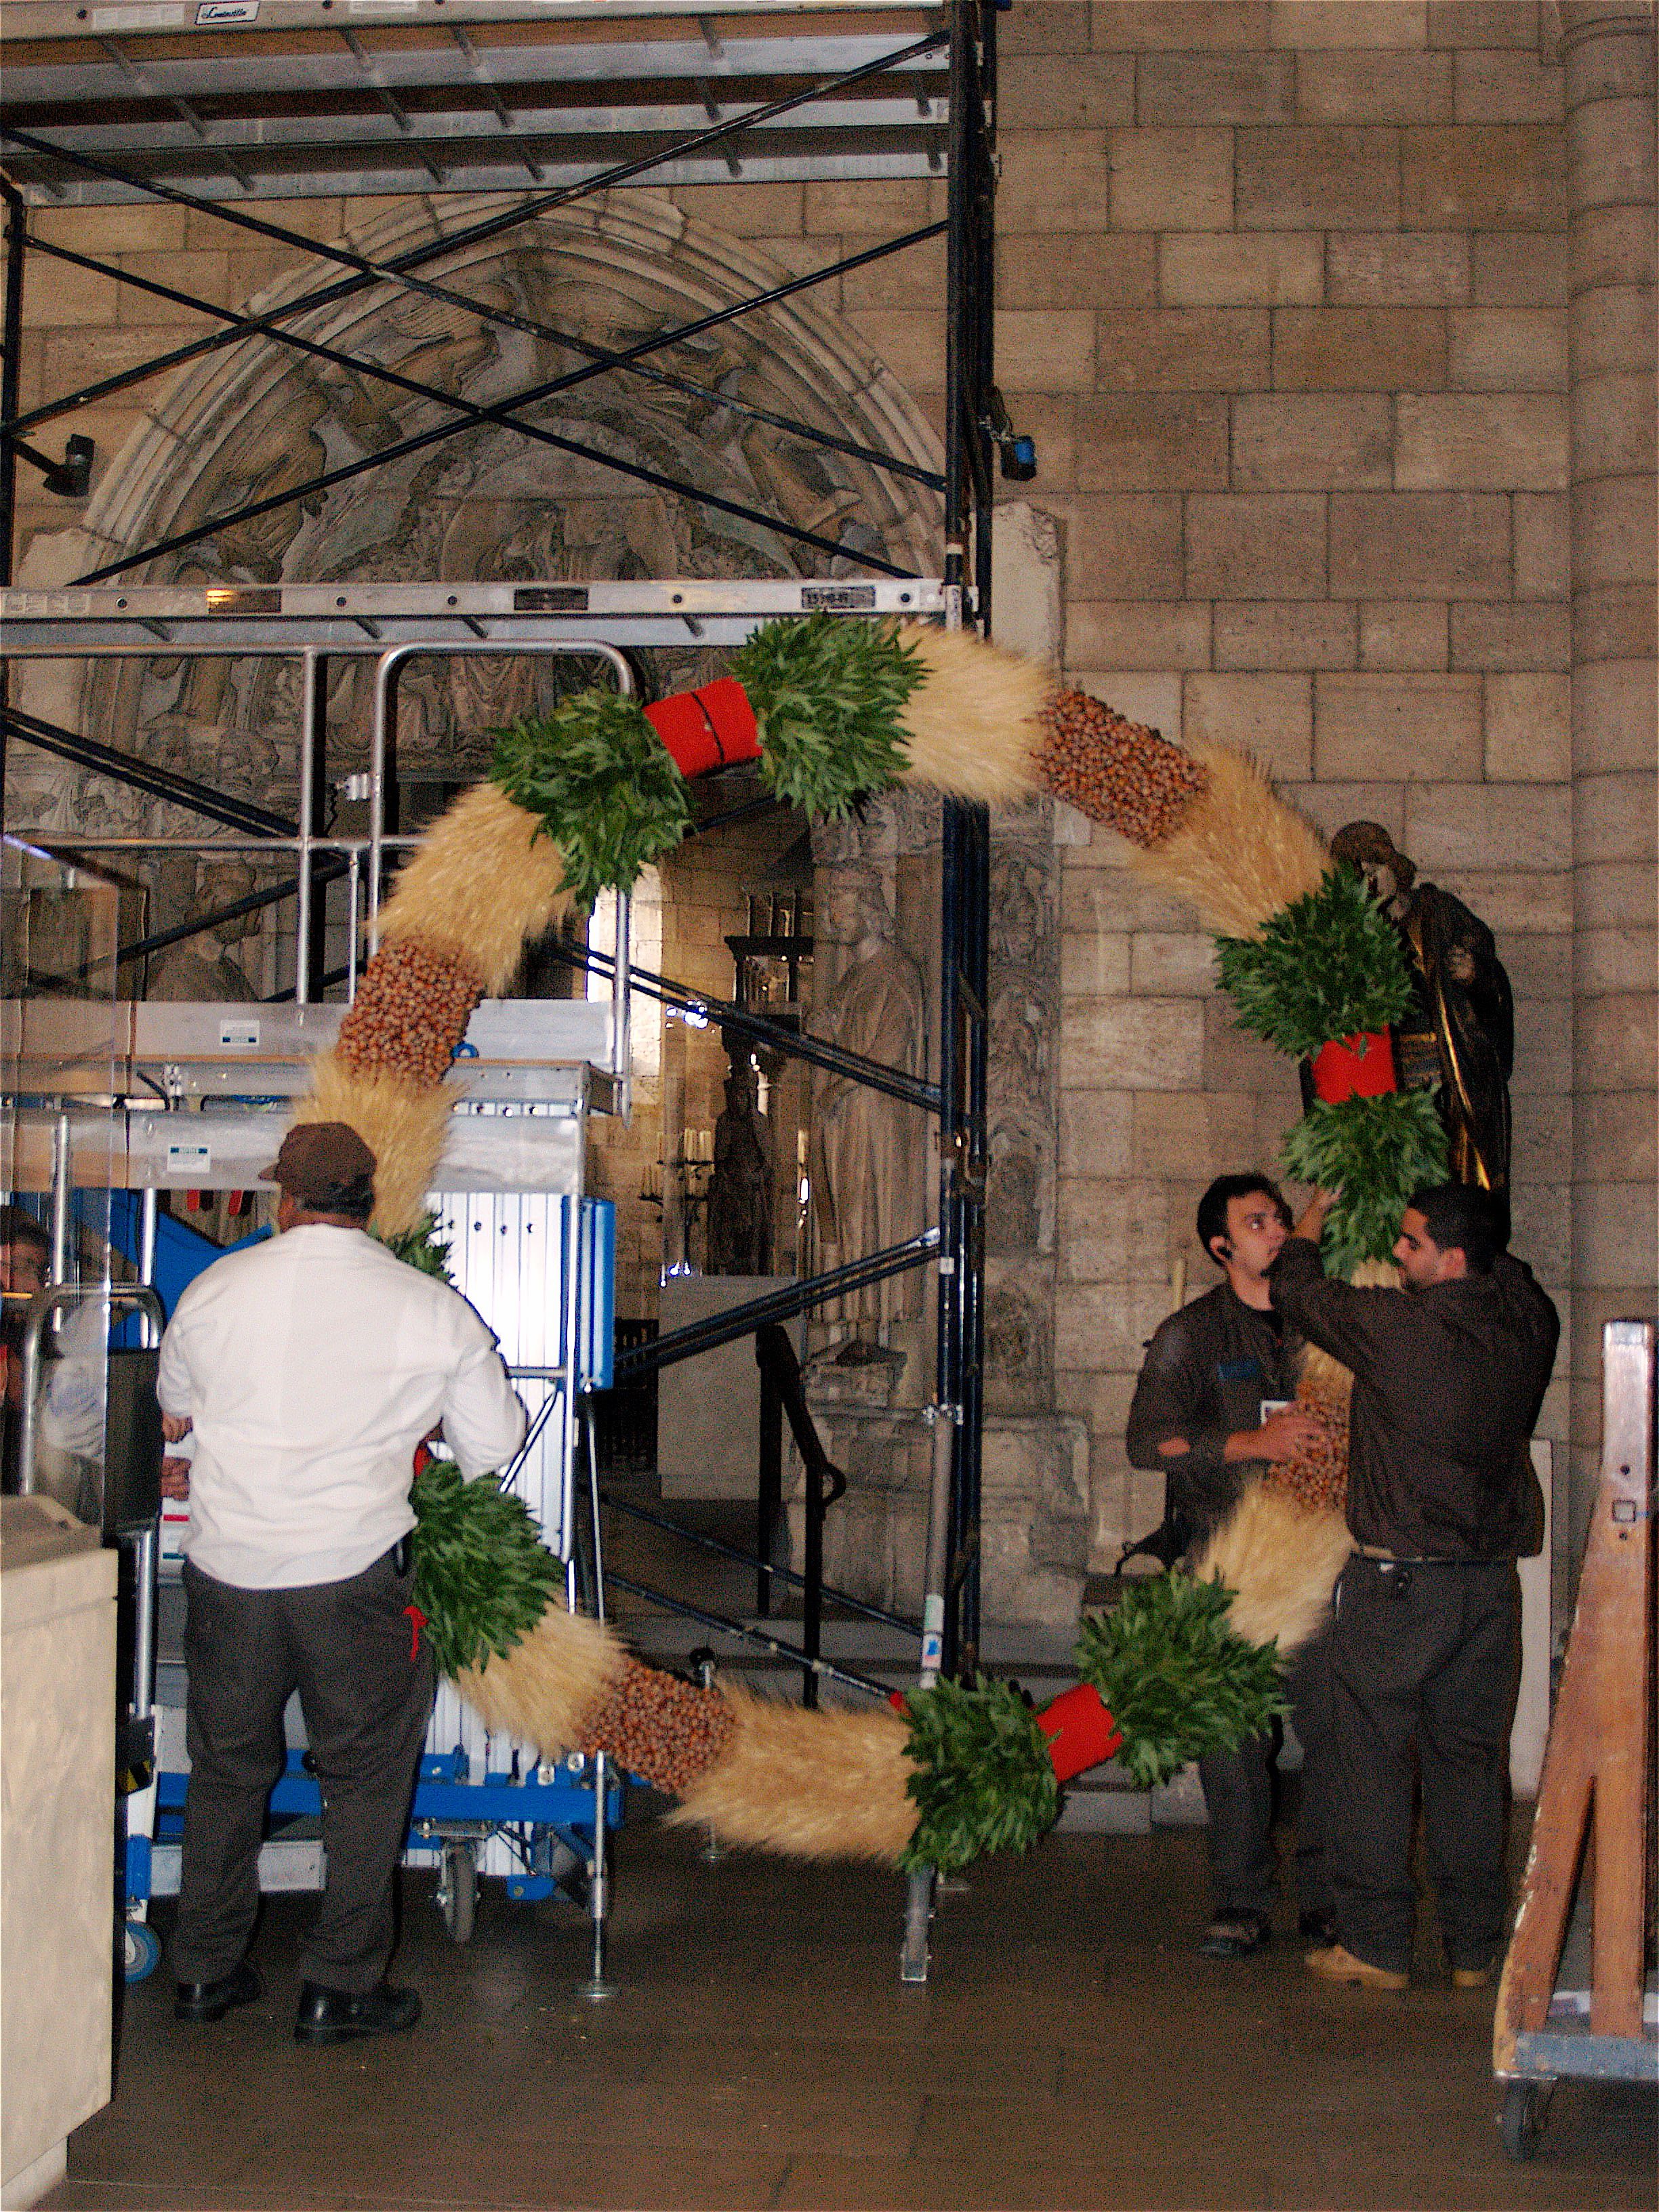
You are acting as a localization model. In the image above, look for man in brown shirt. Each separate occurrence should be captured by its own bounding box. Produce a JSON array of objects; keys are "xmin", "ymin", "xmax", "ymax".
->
[
  {"xmin": 1127, "ymin": 1174, "xmax": 1334, "ymax": 1961},
  {"xmin": 1271, "ymin": 1183, "xmax": 1559, "ymax": 1991}
]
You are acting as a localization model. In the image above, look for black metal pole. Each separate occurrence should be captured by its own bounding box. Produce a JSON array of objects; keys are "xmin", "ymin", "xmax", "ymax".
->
[
  {"xmin": 2, "ymin": 703, "xmax": 298, "ymax": 839},
  {"xmin": 756, "ymin": 1351, "xmax": 782, "ymax": 1620},
  {"xmin": 599, "ymin": 1486, "xmax": 918, "ymax": 1637},
  {"xmin": 802, "ymin": 1437, "xmax": 823, "ymax": 1711},
  {"xmin": 613, "ymin": 1230, "xmax": 939, "ymax": 1385},
  {"xmin": 65, "ymin": 224, "xmax": 943, "ymax": 587},
  {"xmin": 1, "ymin": 179, "xmax": 26, "ymax": 830},
  {"xmin": 16, "ymin": 230, "xmax": 943, "ymax": 500},
  {"xmin": 300, "ymin": 654, "xmax": 330, "ymax": 1002},
  {"xmin": 958, "ymin": 802, "xmax": 989, "ymax": 1675},
  {"xmin": 558, "ymin": 939, "xmax": 941, "ymax": 1115}
]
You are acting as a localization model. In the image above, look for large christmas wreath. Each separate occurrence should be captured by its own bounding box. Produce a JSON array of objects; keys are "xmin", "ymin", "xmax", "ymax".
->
[{"xmin": 298, "ymin": 611, "xmax": 1446, "ymax": 1873}]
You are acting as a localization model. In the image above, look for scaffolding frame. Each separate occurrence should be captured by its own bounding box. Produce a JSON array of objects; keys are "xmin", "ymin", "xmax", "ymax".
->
[{"xmin": 3, "ymin": 0, "xmax": 1006, "ymax": 1977}]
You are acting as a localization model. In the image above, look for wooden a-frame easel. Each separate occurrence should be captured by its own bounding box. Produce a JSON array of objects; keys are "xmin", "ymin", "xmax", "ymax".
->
[{"xmin": 1493, "ymin": 1318, "xmax": 1657, "ymax": 2156}]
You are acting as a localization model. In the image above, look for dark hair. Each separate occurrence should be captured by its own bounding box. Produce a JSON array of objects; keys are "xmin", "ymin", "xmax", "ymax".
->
[
  {"xmin": 1196, "ymin": 1174, "xmax": 1290, "ymax": 1263},
  {"xmin": 1406, "ymin": 1183, "xmax": 1508, "ymax": 1274},
  {"xmin": 0, "ymin": 1204, "xmax": 50, "ymax": 1255},
  {"xmin": 286, "ymin": 1182, "xmax": 374, "ymax": 1225}
]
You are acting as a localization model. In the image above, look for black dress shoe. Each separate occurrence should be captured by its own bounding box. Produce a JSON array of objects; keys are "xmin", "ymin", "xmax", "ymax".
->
[
  {"xmin": 175, "ymin": 1961, "xmax": 262, "ymax": 2022},
  {"xmin": 1299, "ymin": 1909, "xmax": 1340, "ymax": 1947},
  {"xmin": 1200, "ymin": 1910, "xmax": 1272, "ymax": 1960},
  {"xmin": 294, "ymin": 1980, "xmax": 421, "ymax": 2045}
]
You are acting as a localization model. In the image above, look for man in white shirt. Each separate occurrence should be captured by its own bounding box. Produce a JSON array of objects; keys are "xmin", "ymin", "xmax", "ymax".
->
[{"xmin": 157, "ymin": 1122, "xmax": 526, "ymax": 2045}]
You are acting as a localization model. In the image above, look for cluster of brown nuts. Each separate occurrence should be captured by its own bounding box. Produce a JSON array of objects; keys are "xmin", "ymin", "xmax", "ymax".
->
[
  {"xmin": 337, "ymin": 935, "xmax": 485, "ymax": 1090},
  {"xmin": 1033, "ymin": 689, "xmax": 1208, "ymax": 848},
  {"xmin": 1263, "ymin": 1385, "xmax": 1350, "ymax": 1514},
  {"xmin": 576, "ymin": 1656, "xmax": 737, "ymax": 1796}
]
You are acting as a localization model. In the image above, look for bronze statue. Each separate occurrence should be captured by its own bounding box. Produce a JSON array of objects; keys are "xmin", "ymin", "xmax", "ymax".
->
[
  {"xmin": 705, "ymin": 1052, "xmax": 776, "ymax": 1277},
  {"xmin": 1328, "ymin": 822, "xmax": 1514, "ymax": 1193}
]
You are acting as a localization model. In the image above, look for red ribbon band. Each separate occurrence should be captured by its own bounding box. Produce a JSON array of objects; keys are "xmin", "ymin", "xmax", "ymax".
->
[
  {"xmin": 643, "ymin": 678, "xmax": 761, "ymax": 778},
  {"xmin": 1309, "ymin": 1029, "xmax": 1397, "ymax": 1104},
  {"xmin": 1036, "ymin": 1681, "xmax": 1124, "ymax": 1782}
]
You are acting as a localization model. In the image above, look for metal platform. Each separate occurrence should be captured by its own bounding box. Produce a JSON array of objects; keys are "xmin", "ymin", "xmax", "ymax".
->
[
  {"xmin": 0, "ymin": 0, "xmax": 948, "ymax": 203},
  {"xmin": 0, "ymin": 577, "xmax": 945, "ymax": 651},
  {"xmin": 7, "ymin": 997, "xmax": 619, "ymax": 1190}
]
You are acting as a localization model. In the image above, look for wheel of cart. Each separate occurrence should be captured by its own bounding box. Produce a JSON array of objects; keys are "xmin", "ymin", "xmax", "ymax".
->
[
  {"xmin": 123, "ymin": 1919, "xmax": 163, "ymax": 1984},
  {"xmin": 1498, "ymin": 2078, "xmax": 1555, "ymax": 2163},
  {"xmin": 436, "ymin": 1840, "xmax": 478, "ymax": 1944}
]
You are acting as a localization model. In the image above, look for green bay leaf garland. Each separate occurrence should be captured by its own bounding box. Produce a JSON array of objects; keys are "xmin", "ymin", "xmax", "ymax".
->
[
  {"xmin": 733, "ymin": 611, "xmax": 922, "ymax": 818},
  {"xmin": 1279, "ymin": 1087, "xmax": 1449, "ymax": 1275},
  {"xmin": 1074, "ymin": 1575, "xmax": 1288, "ymax": 1790},
  {"xmin": 487, "ymin": 615, "xmax": 923, "ymax": 912},
  {"xmin": 1214, "ymin": 867, "xmax": 1414, "ymax": 1061},
  {"xmin": 492, "ymin": 687, "xmax": 696, "ymax": 914},
  {"xmin": 375, "ymin": 1210, "xmax": 455, "ymax": 1284},
  {"xmin": 899, "ymin": 1675, "xmax": 1061, "ymax": 1875},
  {"xmin": 409, "ymin": 1456, "xmax": 562, "ymax": 1681}
]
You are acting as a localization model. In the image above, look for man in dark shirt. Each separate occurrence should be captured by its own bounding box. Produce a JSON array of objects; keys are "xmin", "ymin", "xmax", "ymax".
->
[
  {"xmin": 1127, "ymin": 1174, "xmax": 1334, "ymax": 1960},
  {"xmin": 1271, "ymin": 1183, "xmax": 1559, "ymax": 1992}
]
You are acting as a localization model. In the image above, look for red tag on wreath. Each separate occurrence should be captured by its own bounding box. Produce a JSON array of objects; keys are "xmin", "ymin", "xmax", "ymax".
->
[
  {"xmin": 644, "ymin": 678, "xmax": 761, "ymax": 778},
  {"xmin": 1310, "ymin": 1030, "xmax": 1397, "ymax": 1104},
  {"xmin": 1037, "ymin": 1681, "xmax": 1124, "ymax": 1782}
]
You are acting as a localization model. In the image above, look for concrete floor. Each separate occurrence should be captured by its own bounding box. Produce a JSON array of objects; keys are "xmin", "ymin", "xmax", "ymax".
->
[{"xmin": 47, "ymin": 1818, "xmax": 1656, "ymax": 2211}]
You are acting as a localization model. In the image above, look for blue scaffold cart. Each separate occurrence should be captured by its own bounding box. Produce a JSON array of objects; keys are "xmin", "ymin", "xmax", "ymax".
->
[{"xmin": 12, "ymin": 991, "xmax": 630, "ymax": 1992}]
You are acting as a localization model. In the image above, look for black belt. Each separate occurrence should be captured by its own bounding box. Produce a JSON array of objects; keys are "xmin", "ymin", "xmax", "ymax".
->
[{"xmin": 1355, "ymin": 1546, "xmax": 1480, "ymax": 1567}]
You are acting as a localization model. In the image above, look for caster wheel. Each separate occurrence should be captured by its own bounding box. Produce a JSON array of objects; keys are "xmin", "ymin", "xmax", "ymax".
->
[
  {"xmin": 124, "ymin": 1921, "xmax": 162, "ymax": 1984},
  {"xmin": 1499, "ymin": 2079, "xmax": 1552, "ymax": 2162},
  {"xmin": 437, "ymin": 1841, "xmax": 477, "ymax": 1944}
]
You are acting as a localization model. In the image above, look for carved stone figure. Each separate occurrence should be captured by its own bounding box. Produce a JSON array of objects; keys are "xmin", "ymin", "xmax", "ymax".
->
[
  {"xmin": 148, "ymin": 861, "xmax": 263, "ymax": 1003},
  {"xmin": 808, "ymin": 872, "xmax": 928, "ymax": 1330},
  {"xmin": 705, "ymin": 1052, "xmax": 776, "ymax": 1277},
  {"xmin": 1328, "ymin": 821, "xmax": 1514, "ymax": 1193}
]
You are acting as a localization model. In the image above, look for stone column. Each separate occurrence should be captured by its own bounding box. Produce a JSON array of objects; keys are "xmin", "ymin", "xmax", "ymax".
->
[{"xmin": 1559, "ymin": 1, "xmax": 1657, "ymax": 1579}]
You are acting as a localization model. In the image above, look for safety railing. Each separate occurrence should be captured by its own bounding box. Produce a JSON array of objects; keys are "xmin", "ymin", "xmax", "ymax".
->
[{"xmin": 2, "ymin": 639, "xmax": 634, "ymax": 1084}]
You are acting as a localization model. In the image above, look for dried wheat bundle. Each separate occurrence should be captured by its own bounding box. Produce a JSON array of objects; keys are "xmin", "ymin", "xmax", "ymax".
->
[
  {"xmin": 454, "ymin": 1601, "xmax": 628, "ymax": 1757},
  {"xmin": 1127, "ymin": 740, "xmax": 1330, "ymax": 939},
  {"xmin": 1192, "ymin": 1481, "xmax": 1353, "ymax": 1656},
  {"xmin": 894, "ymin": 621, "xmax": 1052, "ymax": 807},
  {"xmin": 290, "ymin": 1054, "xmax": 455, "ymax": 1240},
  {"xmin": 377, "ymin": 779, "xmax": 575, "ymax": 996},
  {"xmin": 666, "ymin": 1687, "xmax": 920, "ymax": 1864}
]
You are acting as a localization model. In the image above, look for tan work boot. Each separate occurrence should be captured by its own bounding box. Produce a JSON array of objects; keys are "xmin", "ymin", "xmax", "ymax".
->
[
  {"xmin": 1451, "ymin": 1963, "xmax": 1493, "ymax": 1989},
  {"xmin": 1305, "ymin": 1942, "xmax": 1409, "ymax": 1992}
]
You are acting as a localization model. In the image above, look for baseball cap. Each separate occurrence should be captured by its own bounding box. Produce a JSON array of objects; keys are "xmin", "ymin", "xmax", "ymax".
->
[{"xmin": 260, "ymin": 1122, "xmax": 377, "ymax": 1214}]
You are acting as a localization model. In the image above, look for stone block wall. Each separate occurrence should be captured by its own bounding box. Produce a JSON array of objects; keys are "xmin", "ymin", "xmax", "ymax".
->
[{"xmin": 988, "ymin": 0, "xmax": 1587, "ymax": 1579}]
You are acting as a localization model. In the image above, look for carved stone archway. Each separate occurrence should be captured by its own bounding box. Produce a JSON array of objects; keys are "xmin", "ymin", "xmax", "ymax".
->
[{"xmin": 12, "ymin": 189, "xmax": 943, "ymax": 834}]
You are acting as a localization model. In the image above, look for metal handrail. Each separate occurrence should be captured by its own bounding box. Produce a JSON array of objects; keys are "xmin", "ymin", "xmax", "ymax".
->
[
  {"xmin": 596, "ymin": 1486, "xmax": 920, "ymax": 1639},
  {"xmin": 7, "ymin": 637, "xmax": 634, "ymax": 1078},
  {"xmin": 15, "ymin": 1279, "xmax": 166, "ymax": 1500},
  {"xmin": 365, "ymin": 638, "xmax": 634, "ymax": 1097},
  {"xmin": 612, "ymin": 1229, "xmax": 940, "ymax": 1383},
  {"xmin": 600, "ymin": 1570, "xmax": 890, "ymax": 1702}
]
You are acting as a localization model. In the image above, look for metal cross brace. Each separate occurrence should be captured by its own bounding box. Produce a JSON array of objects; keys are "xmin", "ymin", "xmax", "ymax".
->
[
  {"xmin": 12, "ymin": 223, "xmax": 941, "ymax": 584},
  {"xmin": 1, "ymin": 28, "xmax": 949, "ymax": 577},
  {"xmin": 10, "ymin": 228, "xmax": 944, "ymax": 505}
]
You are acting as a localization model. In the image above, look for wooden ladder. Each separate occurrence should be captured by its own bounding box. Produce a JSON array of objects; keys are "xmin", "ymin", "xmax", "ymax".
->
[{"xmin": 1494, "ymin": 1318, "xmax": 1657, "ymax": 2146}]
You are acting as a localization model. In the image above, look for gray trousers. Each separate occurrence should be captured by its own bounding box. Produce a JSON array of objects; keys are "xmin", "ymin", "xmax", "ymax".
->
[
  {"xmin": 1198, "ymin": 1626, "xmax": 1334, "ymax": 1921},
  {"xmin": 174, "ymin": 1547, "xmax": 434, "ymax": 1994},
  {"xmin": 1326, "ymin": 1554, "xmax": 1519, "ymax": 1975}
]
